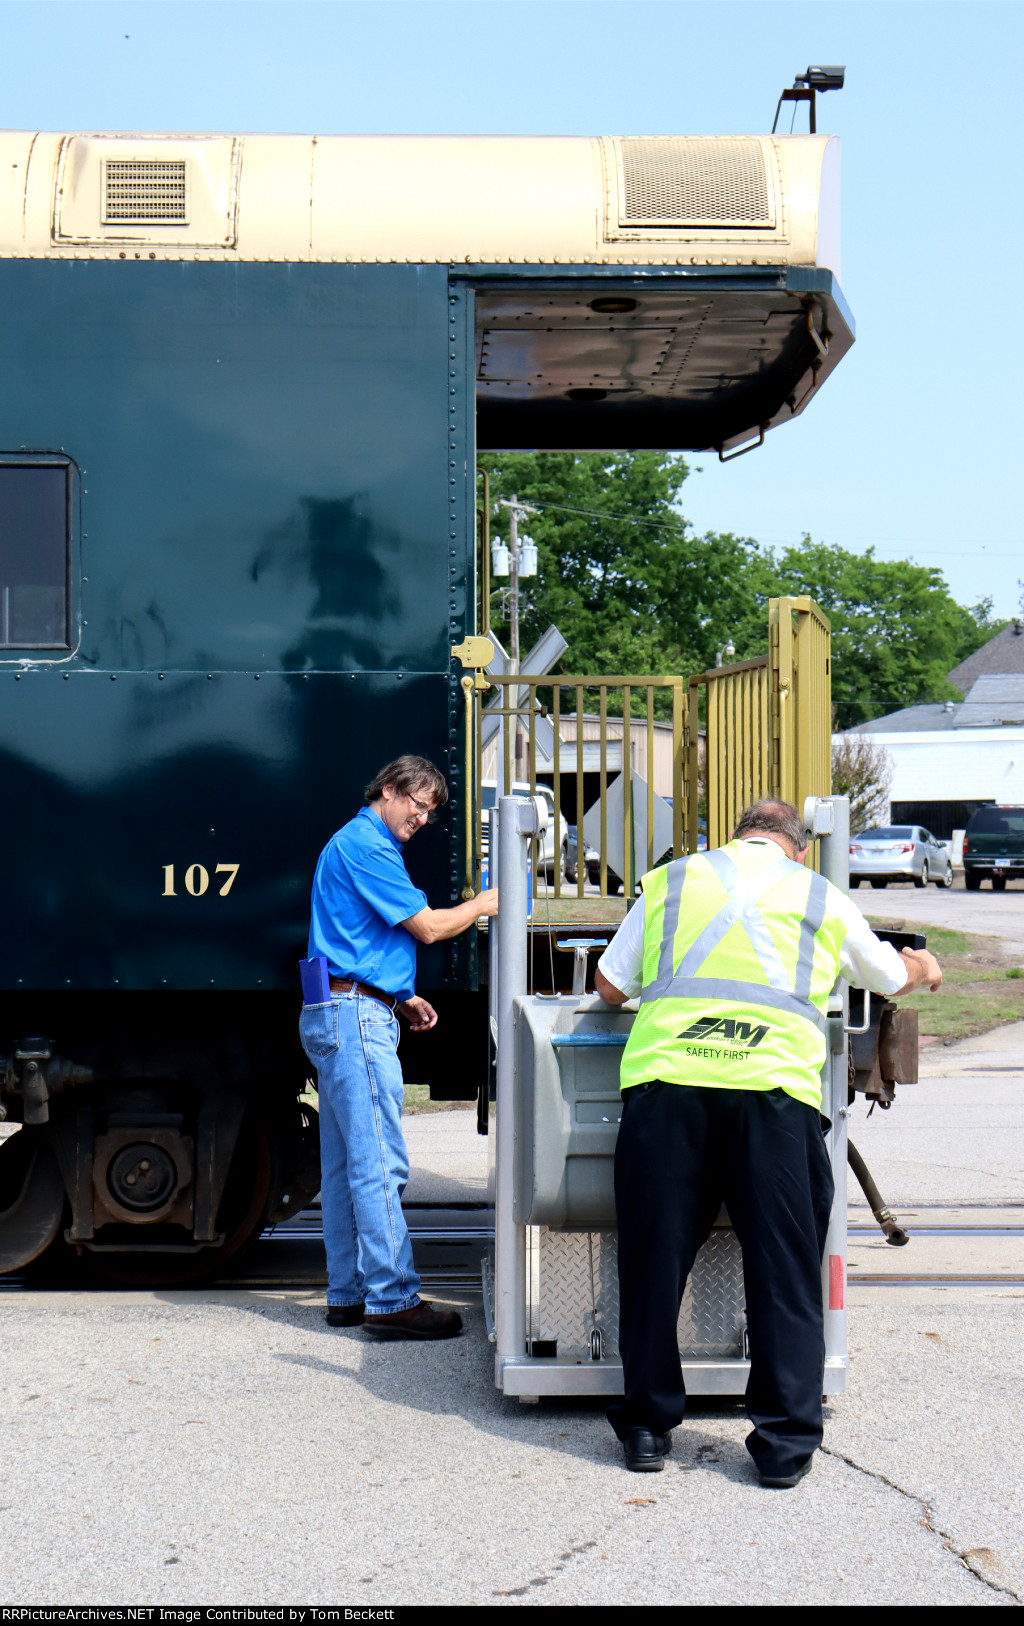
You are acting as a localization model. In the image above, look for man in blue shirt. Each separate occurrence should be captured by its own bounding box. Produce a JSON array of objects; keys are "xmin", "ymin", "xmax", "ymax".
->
[{"xmin": 300, "ymin": 755, "xmax": 498, "ymax": 1341}]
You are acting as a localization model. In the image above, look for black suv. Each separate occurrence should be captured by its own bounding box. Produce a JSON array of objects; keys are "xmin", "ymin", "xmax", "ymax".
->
[{"xmin": 963, "ymin": 805, "xmax": 1024, "ymax": 891}]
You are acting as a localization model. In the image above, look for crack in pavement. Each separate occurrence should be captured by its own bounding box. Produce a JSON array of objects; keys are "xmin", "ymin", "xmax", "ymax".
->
[{"xmin": 821, "ymin": 1446, "xmax": 1021, "ymax": 1604}]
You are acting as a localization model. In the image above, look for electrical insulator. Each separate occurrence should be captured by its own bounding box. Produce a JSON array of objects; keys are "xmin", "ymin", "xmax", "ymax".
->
[
  {"xmin": 491, "ymin": 542, "xmax": 510, "ymax": 577},
  {"xmin": 518, "ymin": 537, "xmax": 538, "ymax": 577}
]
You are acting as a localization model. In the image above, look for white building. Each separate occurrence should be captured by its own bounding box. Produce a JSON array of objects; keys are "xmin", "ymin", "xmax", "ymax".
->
[{"xmin": 841, "ymin": 673, "xmax": 1024, "ymax": 839}]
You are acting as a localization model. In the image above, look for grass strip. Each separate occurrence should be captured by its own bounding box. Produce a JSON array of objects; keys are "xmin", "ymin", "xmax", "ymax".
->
[
  {"xmin": 867, "ymin": 917, "xmax": 1024, "ymax": 1042},
  {"xmin": 403, "ymin": 1084, "xmax": 475, "ymax": 1115}
]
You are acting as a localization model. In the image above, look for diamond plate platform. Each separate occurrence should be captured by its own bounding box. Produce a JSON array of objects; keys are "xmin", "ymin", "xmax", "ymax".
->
[{"xmin": 531, "ymin": 1226, "xmax": 745, "ymax": 1358}]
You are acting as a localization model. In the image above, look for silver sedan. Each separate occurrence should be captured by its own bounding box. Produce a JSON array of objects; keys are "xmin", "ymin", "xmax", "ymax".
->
[{"xmin": 849, "ymin": 825, "xmax": 954, "ymax": 889}]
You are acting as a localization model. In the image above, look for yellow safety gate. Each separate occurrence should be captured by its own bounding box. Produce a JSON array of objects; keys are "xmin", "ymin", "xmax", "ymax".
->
[
  {"xmin": 703, "ymin": 595, "xmax": 833, "ymax": 848},
  {"xmin": 454, "ymin": 595, "xmax": 832, "ymax": 899}
]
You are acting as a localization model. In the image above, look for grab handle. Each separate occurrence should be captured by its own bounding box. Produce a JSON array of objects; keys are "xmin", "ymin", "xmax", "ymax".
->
[{"xmin": 844, "ymin": 989, "xmax": 871, "ymax": 1035}]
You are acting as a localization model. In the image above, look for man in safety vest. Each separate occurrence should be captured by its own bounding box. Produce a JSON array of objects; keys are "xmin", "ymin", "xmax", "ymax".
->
[{"xmin": 595, "ymin": 797, "xmax": 942, "ymax": 1486}]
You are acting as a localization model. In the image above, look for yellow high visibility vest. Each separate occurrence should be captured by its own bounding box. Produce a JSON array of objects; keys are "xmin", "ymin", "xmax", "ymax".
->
[{"xmin": 619, "ymin": 839, "xmax": 849, "ymax": 1111}]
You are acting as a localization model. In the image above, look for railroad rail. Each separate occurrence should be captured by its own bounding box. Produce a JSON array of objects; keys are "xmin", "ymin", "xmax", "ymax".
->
[{"xmin": 2, "ymin": 1205, "xmax": 1021, "ymax": 1295}]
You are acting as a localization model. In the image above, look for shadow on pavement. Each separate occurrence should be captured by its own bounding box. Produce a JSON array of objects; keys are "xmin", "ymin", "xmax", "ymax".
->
[{"xmin": 174, "ymin": 1286, "xmax": 755, "ymax": 1479}]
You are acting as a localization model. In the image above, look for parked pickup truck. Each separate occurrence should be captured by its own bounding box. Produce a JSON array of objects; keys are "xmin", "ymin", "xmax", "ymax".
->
[{"xmin": 963, "ymin": 804, "xmax": 1024, "ymax": 891}]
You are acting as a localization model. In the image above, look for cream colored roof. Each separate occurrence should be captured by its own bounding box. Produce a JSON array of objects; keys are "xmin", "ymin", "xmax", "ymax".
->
[{"xmin": 0, "ymin": 130, "xmax": 839, "ymax": 273}]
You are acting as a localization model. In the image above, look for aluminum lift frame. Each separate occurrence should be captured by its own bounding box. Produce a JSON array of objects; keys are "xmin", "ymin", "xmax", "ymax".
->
[{"xmin": 483, "ymin": 793, "xmax": 853, "ymax": 1401}]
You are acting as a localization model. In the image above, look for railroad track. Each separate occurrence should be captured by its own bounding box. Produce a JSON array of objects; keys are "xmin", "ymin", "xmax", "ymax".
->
[
  {"xmin": 848, "ymin": 1204, "xmax": 1024, "ymax": 1289},
  {"xmin": 849, "ymin": 1227, "xmax": 1024, "ymax": 1237},
  {"xmin": 849, "ymin": 1275, "xmax": 1024, "ymax": 1287},
  {"xmin": 0, "ymin": 1204, "xmax": 1021, "ymax": 1293},
  {"xmin": 234, "ymin": 1206, "xmax": 491, "ymax": 1291},
  {"xmin": 193, "ymin": 1206, "xmax": 1024, "ymax": 1292}
]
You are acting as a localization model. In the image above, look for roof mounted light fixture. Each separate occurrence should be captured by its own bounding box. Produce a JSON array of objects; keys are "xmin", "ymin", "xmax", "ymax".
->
[{"xmin": 772, "ymin": 65, "xmax": 846, "ymax": 134}]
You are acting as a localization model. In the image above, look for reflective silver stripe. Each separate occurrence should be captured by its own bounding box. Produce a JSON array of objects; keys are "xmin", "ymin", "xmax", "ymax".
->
[
  {"xmin": 794, "ymin": 871, "xmax": 830, "ymax": 999},
  {"xmin": 670, "ymin": 847, "xmax": 740, "ymax": 977},
  {"xmin": 654, "ymin": 857, "xmax": 688, "ymax": 988},
  {"xmin": 672, "ymin": 847, "xmax": 796, "ymax": 991},
  {"xmin": 639, "ymin": 975, "xmax": 828, "ymax": 1035},
  {"xmin": 643, "ymin": 846, "xmax": 832, "ymax": 1028}
]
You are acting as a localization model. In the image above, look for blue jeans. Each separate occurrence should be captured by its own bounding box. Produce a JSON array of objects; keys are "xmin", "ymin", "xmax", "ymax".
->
[{"xmin": 299, "ymin": 990, "xmax": 421, "ymax": 1314}]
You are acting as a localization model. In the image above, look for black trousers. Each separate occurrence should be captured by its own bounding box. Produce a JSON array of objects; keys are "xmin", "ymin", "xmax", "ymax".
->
[{"xmin": 608, "ymin": 1082, "xmax": 834, "ymax": 1477}]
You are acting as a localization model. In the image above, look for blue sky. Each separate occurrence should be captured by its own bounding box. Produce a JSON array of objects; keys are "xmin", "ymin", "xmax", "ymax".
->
[{"xmin": 4, "ymin": 0, "xmax": 1021, "ymax": 618}]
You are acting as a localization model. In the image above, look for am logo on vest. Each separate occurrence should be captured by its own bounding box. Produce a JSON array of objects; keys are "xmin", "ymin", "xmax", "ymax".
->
[{"xmin": 677, "ymin": 1016, "xmax": 771, "ymax": 1049}]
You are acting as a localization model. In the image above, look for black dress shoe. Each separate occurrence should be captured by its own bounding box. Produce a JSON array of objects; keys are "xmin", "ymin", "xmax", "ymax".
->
[
  {"xmin": 759, "ymin": 1456, "xmax": 813, "ymax": 1489},
  {"xmin": 326, "ymin": 1303, "xmax": 366, "ymax": 1328},
  {"xmin": 622, "ymin": 1427, "xmax": 672, "ymax": 1472}
]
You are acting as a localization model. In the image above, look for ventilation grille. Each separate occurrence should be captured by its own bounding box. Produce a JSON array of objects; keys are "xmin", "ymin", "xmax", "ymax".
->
[
  {"xmin": 617, "ymin": 138, "xmax": 774, "ymax": 229},
  {"xmin": 102, "ymin": 158, "xmax": 189, "ymax": 224}
]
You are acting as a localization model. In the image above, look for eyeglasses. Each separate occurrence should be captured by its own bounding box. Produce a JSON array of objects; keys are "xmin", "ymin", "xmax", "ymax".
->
[{"xmin": 406, "ymin": 792, "xmax": 438, "ymax": 825}]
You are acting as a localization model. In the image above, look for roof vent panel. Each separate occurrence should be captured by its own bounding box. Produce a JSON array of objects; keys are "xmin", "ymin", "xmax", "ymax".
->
[
  {"xmin": 609, "ymin": 137, "xmax": 779, "ymax": 236},
  {"xmin": 54, "ymin": 136, "xmax": 239, "ymax": 247},
  {"xmin": 102, "ymin": 157, "xmax": 189, "ymax": 224}
]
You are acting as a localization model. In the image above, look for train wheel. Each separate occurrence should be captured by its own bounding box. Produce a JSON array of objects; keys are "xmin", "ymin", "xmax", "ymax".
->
[
  {"xmin": 82, "ymin": 1109, "xmax": 275, "ymax": 1288},
  {"xmin": 0, "ymin": 1129, "xmax": 66, "ymax": 1274}
]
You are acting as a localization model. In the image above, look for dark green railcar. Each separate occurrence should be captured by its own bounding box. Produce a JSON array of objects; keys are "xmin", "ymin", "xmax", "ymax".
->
[{"xmin": 0, "ymin": 129, "xmax": 853, "ymax": 1280}]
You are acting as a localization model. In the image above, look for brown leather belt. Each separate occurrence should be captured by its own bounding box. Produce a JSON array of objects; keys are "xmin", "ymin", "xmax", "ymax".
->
[{"xmin": 329, "ymin": 975, "xmax": 399, "ymax": 1013}]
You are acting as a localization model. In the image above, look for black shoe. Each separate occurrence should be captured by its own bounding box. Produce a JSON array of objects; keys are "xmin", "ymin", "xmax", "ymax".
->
[
  {"xmin": 759, "ymin": 1457, "xmax": 813, "ymax": 1489},
  {"xmin": 363, "ymin": 1300, "xmax": 464, "ymax": 1341},
  {"xmin": 622, "ymin": 1427, "xmax": 672, "ymax": 1473},
  {"xmin": 326, "ymin": 1303, "xmax": 366, "ymax": 1328}
]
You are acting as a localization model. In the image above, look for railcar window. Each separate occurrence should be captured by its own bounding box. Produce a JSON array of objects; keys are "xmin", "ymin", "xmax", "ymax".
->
[{"xmin": 0, "ymin": 465, "xmax": 70, "ymax": 649}]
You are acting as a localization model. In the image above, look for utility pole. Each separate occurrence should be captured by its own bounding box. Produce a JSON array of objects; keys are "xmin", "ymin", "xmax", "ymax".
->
[
  {"xmin": 508, "ymin": 495, "xmax": 520, "ymax": 675},
  {"xmin": 508, "ymin": 496, "xmax": 522, "ymax": 771},
  {"xmin": 494, "ymin": 494, "xmax": 539, "ymax": 778}
]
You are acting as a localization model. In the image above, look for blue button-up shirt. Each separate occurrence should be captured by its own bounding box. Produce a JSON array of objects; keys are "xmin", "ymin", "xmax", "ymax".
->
[{"xmin": 307, "ymin": 806, "xmax": 428, "ymax": 1001}]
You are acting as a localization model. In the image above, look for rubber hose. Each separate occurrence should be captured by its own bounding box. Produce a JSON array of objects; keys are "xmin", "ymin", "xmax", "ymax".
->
[{"xmin": 848, "ymin": 1138, "xmax": 910, "ymax": 1246}]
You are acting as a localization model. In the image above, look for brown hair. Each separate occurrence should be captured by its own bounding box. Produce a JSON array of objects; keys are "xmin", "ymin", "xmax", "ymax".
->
[
  {"xmin": 733, "ymin": 798, "xmax": 807, "ymax": 853},
  {"xmin": 364, "ymin": 755, "xmax": 449, "ymax": 809}
]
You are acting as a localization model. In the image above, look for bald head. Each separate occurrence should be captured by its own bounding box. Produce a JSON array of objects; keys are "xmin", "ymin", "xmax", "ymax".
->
[{"xmin": 732, "ymin": 798, "xmax": 808, "ymax": 859}]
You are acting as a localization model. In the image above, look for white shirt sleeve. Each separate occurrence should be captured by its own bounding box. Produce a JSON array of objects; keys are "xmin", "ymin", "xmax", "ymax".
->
[
  {"xmin": 833, "ymin": 891, "xmax": 907, "ymax": 995},
  {"xmin": 596, "ymin": 896, "xmax": 647, "ymax": 999}
]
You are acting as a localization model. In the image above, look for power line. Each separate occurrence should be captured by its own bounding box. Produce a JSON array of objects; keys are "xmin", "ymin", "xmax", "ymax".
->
[
  {"xmin": 492, "ymin": 497, "xmax": 1022, "ymax": 562},
  {"xmin": 758, "ymin": 541, "xmax": 1022, "ymax": 560},
  {"xmin": 494, "ymin": 497, "xmax": 691, "ymax": 534}
]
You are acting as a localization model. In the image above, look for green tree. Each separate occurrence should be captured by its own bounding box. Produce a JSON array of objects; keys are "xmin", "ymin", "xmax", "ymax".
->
[
  {"xmin": 478, "ymin": 454, "xmax": 1003, "ymax": 730},
  {"xmin": 479, "ymin": 452, "xmax": 757, "ymax": 679},
  {"xmin": 740, "ymin": 537, "xmax": 1004, "ymax": 727}
]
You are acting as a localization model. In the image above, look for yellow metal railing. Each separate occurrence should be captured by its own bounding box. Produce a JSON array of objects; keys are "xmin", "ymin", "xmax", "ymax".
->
[
  {"xmin": 476, "ymin": 468, "xmax": 491, "ymax": 638},
  {"xmin": 699, "ymin": 597, "xmax": 831, "ymax": 858},
  {"xmin": 459, "ymin": 595, "xmax": 831, "ymax": 899},
  {"xmin": 474, "ymin": 674, "xmax": 696, "ymax": 899},
  {"xmin": 702, "ymin": 656, "xmax": 772, "ymax": 849},
  {"xmin": 768, "ymin": 594, "xmax": 832, "ymax": 813}
]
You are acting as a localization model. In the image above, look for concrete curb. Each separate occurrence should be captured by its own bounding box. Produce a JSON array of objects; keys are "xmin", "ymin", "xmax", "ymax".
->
[{"xmin": 918, "ymin": 1018, "xmax": 1024, "ymax": 1078}]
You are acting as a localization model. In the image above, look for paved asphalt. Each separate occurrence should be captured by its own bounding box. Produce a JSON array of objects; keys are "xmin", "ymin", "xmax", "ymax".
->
[
  {"xmin": 2, "ymin": 1273, "xmax": 1020, "ymax": 1606},
  {"xmin": 850, "ymin": 875, "xmax": 1024, "ymax": 952},
  {"xmin": 3, "ymin": 898, "xmax": 1023, "ymax": 1606}
]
